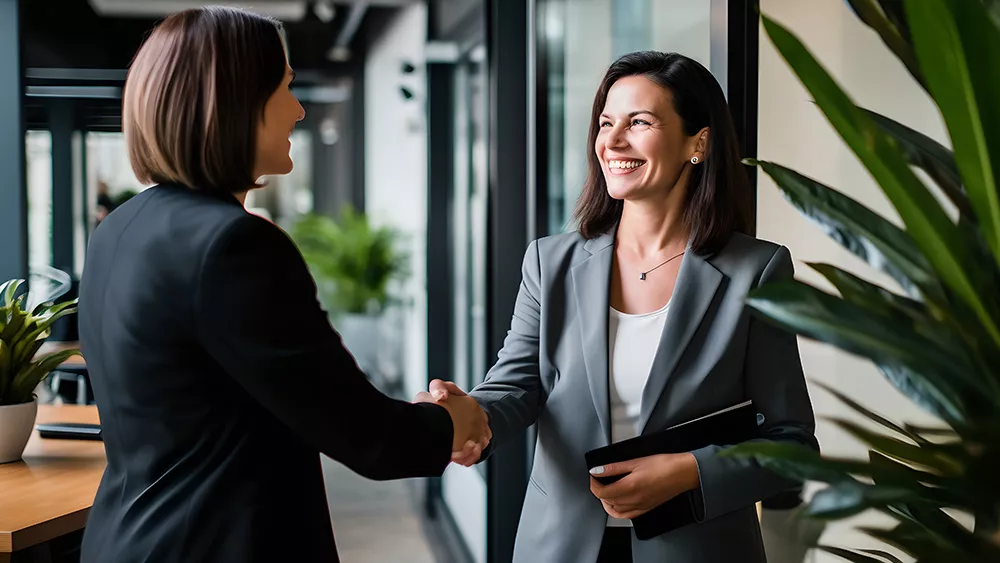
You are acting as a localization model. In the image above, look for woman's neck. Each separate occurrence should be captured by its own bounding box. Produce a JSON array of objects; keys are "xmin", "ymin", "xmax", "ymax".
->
[
  {"xmin": 234, "ymin": 190, "xmax": 249, "ymax": 206},
  {"xmin": 616, "ymin": 198, "xmax": 690, "ymax": 260}
]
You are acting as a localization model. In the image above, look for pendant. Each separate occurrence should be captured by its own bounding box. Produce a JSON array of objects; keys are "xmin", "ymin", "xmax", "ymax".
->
[{"xmin": 639, "ymin": 272, "xmax": 646, "ymax": 281}]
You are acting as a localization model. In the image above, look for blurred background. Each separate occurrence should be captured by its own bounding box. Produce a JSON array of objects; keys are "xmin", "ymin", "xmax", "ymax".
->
[{"xmin": 0, "ymin": 0, "xmax": 955, "ymax": 562}]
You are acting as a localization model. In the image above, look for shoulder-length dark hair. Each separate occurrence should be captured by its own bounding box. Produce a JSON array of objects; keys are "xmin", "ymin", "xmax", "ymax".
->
[
  {"xmin": 123, "ymin": 6, "xmax": 287, "ymax": 194},
  {"xmin": 573, "ymin": 51, "xmax": 752, "ymax": 254}
]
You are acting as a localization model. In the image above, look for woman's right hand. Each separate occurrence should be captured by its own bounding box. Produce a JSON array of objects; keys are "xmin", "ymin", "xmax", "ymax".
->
[{"xmin": 414, "ymin": 380, "xmax": 491, "ymax": 466}]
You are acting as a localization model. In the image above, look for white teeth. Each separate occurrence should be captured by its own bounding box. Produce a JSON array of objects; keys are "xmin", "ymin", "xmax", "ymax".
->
[{"xmin": 609, "ymin": 160, "xmax": 644, "ymax": 169}]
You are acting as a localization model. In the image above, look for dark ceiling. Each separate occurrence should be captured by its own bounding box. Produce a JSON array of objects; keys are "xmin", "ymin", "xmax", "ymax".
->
[{"xmin": 21, "ymin": 0, "xmax": 401, "ymax": 130}]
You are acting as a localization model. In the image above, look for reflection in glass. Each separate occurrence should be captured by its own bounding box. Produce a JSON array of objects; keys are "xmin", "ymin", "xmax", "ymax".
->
[
  {"xmin": 26, "ymin": 131, "xmax": 53, "ymax": 270},
  {"xmin": 451, "ymin": 46, "xmax": 489, "ymax": 392}
]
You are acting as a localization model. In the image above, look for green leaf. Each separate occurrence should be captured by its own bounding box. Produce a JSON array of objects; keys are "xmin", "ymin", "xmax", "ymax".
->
[
  {"xmin": 860, "ymin": 548, "xmax": 906, "ymax": 563},
  {"xmin": 887, "ymin": 504, "xmax": 983, "ymax": 554},
  {"xmin": 831, "ymin": 419, "xmax": 965, "ymax": 475},
  {"xmin": 860, "ymin": 522, "xmax": 972, "ymax": 561},
  {"xmin": 813, "ymin": 379, "xmax": 929, "ymax": 443},
  {"xmin": 761, "ymin": 14, "xmax": 1000, "ymax": 348},
  {"xmin": 750, "ymin": 160, "xmax": 940, "ymax": 300},
  {"xmin": 984, "ymin": 0, "xmax": 1000, "ymax": 29},
  {"xmin": 818, "ymin": 546, "xmax": 900, "ymax": 563},
  {"xmin": 0, "ymin": 338, "xmax": 7, "ymax": 403},
  {"xmin": 723, "ymin": 441, "xmax": 858, "ymax": 484},
  {"xmin": 906, "ymin": 0, "xmax": 1000, "ymax": 269},
  {"xmin": 747, "ymin": 281, "xmax": 979, "ymax": 423},
  {"xmin": 864, "ymin": 110, "xmax": 970, "ymax": 219},
  {"xmin": 845, "ymin": 0, "xmax": 924, "ymax": 89},
  {"xmin": 0, "ymin": 279, "xmax": 23, "ymax": 306},
  {"xmin": 903, "ymin": 423, "xmax": 957, "ymax": 438},
  {"xmin": 6, "ymin": 349, "xmax": 76, "ymax": 405},
  {"xmin": 808, "ymin": 481, "xmax": 919, "ymax": 519}
]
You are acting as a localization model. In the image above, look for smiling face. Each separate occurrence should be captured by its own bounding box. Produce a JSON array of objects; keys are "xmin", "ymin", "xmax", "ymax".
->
[
  {"xmin": 595, "ymin": 75, "xmax": 706, "ymax": 203},
  {"xmin": 254, "ymin": 65, "xmax": 305, "ymax": 178}
]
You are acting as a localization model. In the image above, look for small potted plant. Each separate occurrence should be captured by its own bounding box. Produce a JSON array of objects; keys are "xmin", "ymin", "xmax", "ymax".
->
[
  {"xmin": 0, "ymin": 279, "xmax": 79, "ymax": 463},
  {"xmin": 289, "ymin": 208, "xmax": 409, "ymax": 379}
]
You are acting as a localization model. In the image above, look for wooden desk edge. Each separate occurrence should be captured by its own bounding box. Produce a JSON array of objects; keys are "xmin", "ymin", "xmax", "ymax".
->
[{"xmin": 0, "ymin": 506, "xmax": 91, "ymax": 553}]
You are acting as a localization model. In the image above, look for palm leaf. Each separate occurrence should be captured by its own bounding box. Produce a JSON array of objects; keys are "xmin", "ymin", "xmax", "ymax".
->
[
  {"xmin": 906, "ymin": 0, "xmax": 1000, "ymax": 269},
  {"xmin": 762, "ymin": 14, "xmax": 1000, "ymax": 348},
  {"xmin": 813, "ymin": 378, "xmax": 929, "ymax": 444},
  {"xmin": 845, "ymin": 0, "xmax": 924, "ymax": 89},
  {"xmin": 830, "ymin": 418, "xmax": 966, "ymax": 475},
  {"xmin": 747, "ymin": 281, "xmax": 982, "ymax": 423},
  {"xmin": 807, "ymin": 481, "xmax": 922, "ymax": 519},
  {"xmin": 818, "ymin": 546, "xmax": 902, "ymax": 563},
  {"xmin": 864, "ymin": 110, "xmax": 970, "ymax": 219},
  {"xmin": 749, "ymin": 159, "xmax": 940, "ymax": 300}
]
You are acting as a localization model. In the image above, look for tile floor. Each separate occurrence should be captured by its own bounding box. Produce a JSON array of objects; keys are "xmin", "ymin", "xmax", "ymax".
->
[{"xmin": 322, "ymin": 456, "xmax": 442, "ymax": 563}]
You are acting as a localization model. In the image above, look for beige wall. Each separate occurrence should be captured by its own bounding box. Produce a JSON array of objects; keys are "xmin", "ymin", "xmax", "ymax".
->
[{"xmin": 756, "ymin": 0, "xmax": 952, "ymax": 559}]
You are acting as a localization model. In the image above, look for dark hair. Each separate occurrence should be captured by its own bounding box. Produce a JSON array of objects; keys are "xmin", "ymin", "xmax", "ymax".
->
[
  {"xmin": 573, "ymin": 51, "xmax": 752, "ymax": 254},
  {"xmin": 123, "ymin": 6, "xmax": 287, "ymax": 194}
]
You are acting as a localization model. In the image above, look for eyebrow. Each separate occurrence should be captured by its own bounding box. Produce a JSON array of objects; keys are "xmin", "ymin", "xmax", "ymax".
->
[{"xmin": 600, "ymin": 110, "xmax": 657, "ymax": 119}]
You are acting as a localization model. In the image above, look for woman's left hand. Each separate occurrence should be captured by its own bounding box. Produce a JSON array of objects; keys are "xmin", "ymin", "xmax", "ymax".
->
[{"xmin": 589, "ymin": 452, "xmax": 701, "ymax": 520}]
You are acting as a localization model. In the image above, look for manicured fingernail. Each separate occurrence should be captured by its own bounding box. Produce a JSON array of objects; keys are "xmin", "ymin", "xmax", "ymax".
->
[
  {"xmin": 432, "ymin": 390, "xmax": 445, "ymax": 400},
  {"xmin": 589, "ymin": 466, "xmax": 605, "ymax": 475}
]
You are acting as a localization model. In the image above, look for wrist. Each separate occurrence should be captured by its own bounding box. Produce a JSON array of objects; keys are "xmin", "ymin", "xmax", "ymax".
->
[{"xmin": 681, "ymin": 452, "xmax": 701, "ymax": 492}]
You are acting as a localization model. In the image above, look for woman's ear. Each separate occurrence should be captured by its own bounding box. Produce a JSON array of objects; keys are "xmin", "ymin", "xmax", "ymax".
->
[{"xmin": 689, "ymin": 127, "xmax": 710, "ymax": 164}]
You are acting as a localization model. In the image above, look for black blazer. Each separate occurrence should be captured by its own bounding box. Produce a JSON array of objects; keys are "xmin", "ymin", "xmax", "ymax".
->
[{"xmin": 78, "ymin": 184, "xmax": 453, "ymax": 563}]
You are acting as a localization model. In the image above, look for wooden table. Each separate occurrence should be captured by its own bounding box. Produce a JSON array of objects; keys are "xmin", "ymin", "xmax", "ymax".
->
[{"xmin": 0, "ymin": 405, "xmax": 104, "ymax": 562}]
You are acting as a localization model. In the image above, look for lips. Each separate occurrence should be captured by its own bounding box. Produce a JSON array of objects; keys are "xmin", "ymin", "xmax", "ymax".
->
[{"xmin": 606, "ymin": 158, "xmax": 646, "ymax": 175}]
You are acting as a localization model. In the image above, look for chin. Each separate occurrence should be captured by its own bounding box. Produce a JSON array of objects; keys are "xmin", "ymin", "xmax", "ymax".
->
[{"xmin": 605, "ymin": 182, "xmax": 635, "ymax": 201}]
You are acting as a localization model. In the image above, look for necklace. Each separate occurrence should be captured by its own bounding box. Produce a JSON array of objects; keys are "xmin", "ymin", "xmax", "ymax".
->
[{"xmin": 638, "ymin": 250, "xmax": 685, "ymax": 280}]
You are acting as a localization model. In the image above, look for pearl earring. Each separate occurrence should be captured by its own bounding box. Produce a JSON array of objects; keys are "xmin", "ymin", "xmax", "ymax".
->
[{"xmin": 690, "ymin": 156, "xmax": 700, "ymax": 164}]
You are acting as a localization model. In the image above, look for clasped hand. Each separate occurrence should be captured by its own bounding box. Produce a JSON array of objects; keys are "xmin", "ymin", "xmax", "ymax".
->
[
  {"xmin": 589, "ymin": 453, "xmax": 700, "ymax": 520},
  {"xmin": 414, "ymin": 379, "xmax": 491, "ymax": 467}
]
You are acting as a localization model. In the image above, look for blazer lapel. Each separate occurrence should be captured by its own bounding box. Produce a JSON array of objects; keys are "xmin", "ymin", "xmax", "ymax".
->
[
  {"xmin": 572, "ymin": 232, "xmax": 615, "ymax": 446},
  {"xmin": 638, "ymin": 248, "xmax": 724, "ymax": 433}
]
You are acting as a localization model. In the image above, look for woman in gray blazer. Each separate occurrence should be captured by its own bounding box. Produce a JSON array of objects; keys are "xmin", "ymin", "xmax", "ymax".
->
[{"xmin": 434, "ymin": 51, "xmax": 817, "ymax": 562}]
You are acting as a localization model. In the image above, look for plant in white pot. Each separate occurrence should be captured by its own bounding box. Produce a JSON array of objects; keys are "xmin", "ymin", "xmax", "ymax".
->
[
  {"xmin": 0, "ymin": 279, "xmax": 79, "ymax": 463},
  {"xmin": 289, "ymin": 208, "xmax": 409, "ymax": 383}
]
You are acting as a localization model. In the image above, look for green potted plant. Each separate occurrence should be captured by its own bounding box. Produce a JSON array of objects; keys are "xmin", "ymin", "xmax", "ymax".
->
[
  {"xmin": 0, "ymin": 279, "xmax": 79, "ymax": 463},
  {"xmin": 725, "ymin": 0, "xmax": 1000, "ymax": 561},
  {"xmin": 289, "ymin": 208, "xmax": 409, "ymax": 375}
]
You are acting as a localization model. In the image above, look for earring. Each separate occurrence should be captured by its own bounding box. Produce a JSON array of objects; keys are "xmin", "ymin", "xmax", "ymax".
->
[{"xmin": 690, "ymin": 156, "xmax": 700, "ymax": 164}]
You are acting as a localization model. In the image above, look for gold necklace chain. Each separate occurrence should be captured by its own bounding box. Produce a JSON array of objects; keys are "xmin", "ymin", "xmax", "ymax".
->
[{"xmin": 638, "ymin": 250, "xmax": 685, "ymax": 281}]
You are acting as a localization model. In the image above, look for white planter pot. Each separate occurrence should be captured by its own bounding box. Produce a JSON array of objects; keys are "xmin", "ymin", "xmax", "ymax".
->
[{"xmin": 0, "ymin": 397, "xmax": 39, "ymax": 464}]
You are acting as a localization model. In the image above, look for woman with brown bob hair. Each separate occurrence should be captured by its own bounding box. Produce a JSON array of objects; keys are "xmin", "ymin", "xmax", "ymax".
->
[
  {"xmin": 430, "ymin": 51, "xmax": 817, "ymax": 562},
  {"xmin": 78, "ymin": 7, "xmax": 488, "ymax": 563}
]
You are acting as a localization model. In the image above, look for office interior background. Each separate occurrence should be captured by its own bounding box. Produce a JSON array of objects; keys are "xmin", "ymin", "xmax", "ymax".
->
[{"xmin": 0, "ymin": 0, "xmax": 956, "ymax": 562}]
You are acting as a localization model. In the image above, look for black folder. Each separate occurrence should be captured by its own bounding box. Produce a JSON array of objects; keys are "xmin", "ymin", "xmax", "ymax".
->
[{"xmin": 584, "ymin": 400, "xmax": 759, "ymax": 540}]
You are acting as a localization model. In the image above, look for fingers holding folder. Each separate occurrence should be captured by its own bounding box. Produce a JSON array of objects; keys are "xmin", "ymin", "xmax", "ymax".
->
[{"xmin": 589, "ymin": 452, "xmax": 700, "ymax": 520}]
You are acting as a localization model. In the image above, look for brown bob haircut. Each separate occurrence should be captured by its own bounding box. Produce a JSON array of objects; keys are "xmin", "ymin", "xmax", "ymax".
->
[
  {"xmin": 123, "ymin": 6, "xmax": 288, "ymax": 194},
  {"xmin": 573, "ymin": 51, "xmax": 753, "ymax": 254}
]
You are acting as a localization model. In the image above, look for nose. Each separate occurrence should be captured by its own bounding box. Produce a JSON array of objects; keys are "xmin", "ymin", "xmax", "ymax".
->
[
  {"xmin": 605, "ymin": 123, "xmax": 628, "ymax": 149},
  {"xmin": 296, "ymin": 99, "xmax": 306, "ymax": 122}
]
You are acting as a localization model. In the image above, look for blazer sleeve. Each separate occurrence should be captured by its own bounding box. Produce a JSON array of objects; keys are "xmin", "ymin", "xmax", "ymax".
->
[
  {"xmin": 195, "ymin": 214, "xmax": 453, "ymax": 481},
  {"xmin": 689, "ymin": 245, "xmax": 818, "ymax": 521},
  {"xmin": 469, "ymin": 240, "xmax": 546, "ymax": 459}
]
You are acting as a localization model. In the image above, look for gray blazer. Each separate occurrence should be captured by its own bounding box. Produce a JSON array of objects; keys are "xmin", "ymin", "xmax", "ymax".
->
[{"xmin": 470, "ymin": 229, "xmax": 817, "ymax": 563}]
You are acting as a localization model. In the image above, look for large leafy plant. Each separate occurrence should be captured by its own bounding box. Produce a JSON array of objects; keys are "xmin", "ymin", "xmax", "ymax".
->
[
  {"xmin": 289, "ymin": 208, "xmax": 408, "ymax": 316},
  {"xmin": 726, "ymin": 0, "xmax": 1000, "ymax": 561},
  {"xmin": 0, "ymin": 279, "xmax": 79, "ymax": 406}
]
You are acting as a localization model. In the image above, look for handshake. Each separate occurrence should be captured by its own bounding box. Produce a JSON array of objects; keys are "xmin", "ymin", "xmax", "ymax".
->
[{"xmin": 414, "ymin": 380, "xmax": 492, "ymax": 467}]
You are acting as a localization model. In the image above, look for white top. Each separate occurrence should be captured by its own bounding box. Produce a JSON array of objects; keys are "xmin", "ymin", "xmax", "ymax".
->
[{"xmin": 605, "ymin": 302, "xmax": 669, "ymax": 527}]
